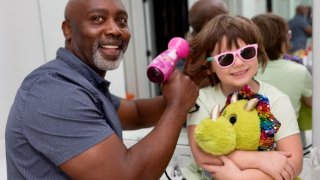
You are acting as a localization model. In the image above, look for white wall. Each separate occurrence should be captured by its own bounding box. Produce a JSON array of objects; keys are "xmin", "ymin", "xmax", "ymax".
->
[
  {"xmin": 0, "ymin": 0, "xmax": 45, "ymax": 140},
  {"xmin": 0, "ymin": 1, "xmax": 46, "ymax": 178},
  {"xmin": 312, "ymin": 0, "xmax": 320, "ymax": 148}
]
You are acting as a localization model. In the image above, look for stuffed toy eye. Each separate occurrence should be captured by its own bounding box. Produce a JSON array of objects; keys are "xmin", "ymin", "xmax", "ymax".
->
[{"xmin": 229, "ymin": 114, "xmax": 237, "ymax": 125}]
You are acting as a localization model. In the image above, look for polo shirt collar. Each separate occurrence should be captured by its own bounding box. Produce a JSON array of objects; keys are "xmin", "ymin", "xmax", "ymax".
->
[{"xmin": 56, "ymin": 48, "xmax": 110, "ymax": 89}]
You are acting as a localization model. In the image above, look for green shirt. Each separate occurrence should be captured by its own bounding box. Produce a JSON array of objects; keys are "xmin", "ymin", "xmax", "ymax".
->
[{"xmin": 255, "ymin": 59, "xmax": 312, "ymax": 118}]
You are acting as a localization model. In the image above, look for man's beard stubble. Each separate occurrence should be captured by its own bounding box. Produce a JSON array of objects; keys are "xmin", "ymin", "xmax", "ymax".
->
[{"xmin": 92, "ymin": 48, "xmax": 124, "ymax": 71}]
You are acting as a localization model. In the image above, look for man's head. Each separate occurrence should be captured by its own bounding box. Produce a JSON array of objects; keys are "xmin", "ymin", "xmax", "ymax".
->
[
  {"xmin": 296, "ymin": 4, "xmax": 308, "ymax": 16},
  {"xmin": 188, "ymin": 0, "xmax": 228, "ymax": 36},
  {"xmin": 62, "ymin": 0, "xmax": 131, "ymax": 76}
]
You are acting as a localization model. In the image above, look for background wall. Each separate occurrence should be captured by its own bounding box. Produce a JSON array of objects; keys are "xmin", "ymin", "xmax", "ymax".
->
[
  {"xmin": 0, "ymin": 0, "xmax": 45, "ymax": 140},
  {"xmin": 0, "ymin": 1, "xmax": 45, "ymax": 178}
]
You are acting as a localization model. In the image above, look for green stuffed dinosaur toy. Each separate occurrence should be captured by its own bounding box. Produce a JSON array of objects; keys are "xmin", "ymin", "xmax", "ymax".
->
[{"xmin": 195, "ymin": 85, "xmax": 281, "ymax": 156}]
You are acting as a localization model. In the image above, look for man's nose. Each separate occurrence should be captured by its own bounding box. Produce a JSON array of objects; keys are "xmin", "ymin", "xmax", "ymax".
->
[{"xmin": 104, "ymin": 19, "xmax": 121, "ymax": 36}]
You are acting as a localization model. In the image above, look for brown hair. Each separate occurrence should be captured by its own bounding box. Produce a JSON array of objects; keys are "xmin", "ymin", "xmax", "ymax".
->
[
  {"xmin": 188, "ymin": 0, "xmax": 228, "ymax": 36},
  {"xmin": 252, "ymin": 13, "xmax": 290, "ymax": 60},
  {"xmin": 184, "ymin": 14, "xmax": 268, "ymax": 88}
]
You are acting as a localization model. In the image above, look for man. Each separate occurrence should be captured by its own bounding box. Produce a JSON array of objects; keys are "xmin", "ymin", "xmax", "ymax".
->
[
  {"xmin": 5, "ymin": 0, "xmax": 198, "ymax": 179},
  {"xmin": 288, "ymin": 4, "xmax": 312, "ymax": 53}
]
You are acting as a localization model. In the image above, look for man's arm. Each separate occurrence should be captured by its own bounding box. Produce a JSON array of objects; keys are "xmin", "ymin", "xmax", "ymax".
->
[
  {"xmin": 117, "ymin": 96, "xmax": 166, "ymax": 130},
  {"xmin": 305, "ymin": 25, "xmax": 312, "ymax": 37},
  {"xmin": 302, "ymin": 96, "xmax": 312, "ymax": 108},
  {"xmin": 60, "ymin": 70, "xmax": 199, "ymax": 179}
]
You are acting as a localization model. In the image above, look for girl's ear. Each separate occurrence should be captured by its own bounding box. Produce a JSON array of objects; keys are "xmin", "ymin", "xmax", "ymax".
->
[
  {"xmin": 62, "ymin": 20, "xmax": 72, "ymax": 41},
  {"xmin": 206, "ymin": 61, "xmax": 215, "ymax": 73}
]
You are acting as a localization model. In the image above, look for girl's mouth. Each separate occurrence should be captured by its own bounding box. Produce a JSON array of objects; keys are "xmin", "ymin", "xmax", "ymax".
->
[{"xmin": 232, "ymin": 69, "xmax": 247, "ymax": 76}]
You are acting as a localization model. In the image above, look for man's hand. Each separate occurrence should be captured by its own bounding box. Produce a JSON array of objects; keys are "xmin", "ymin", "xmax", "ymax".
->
[{"xmin": 161, "ymin": 70, "xmax": 199, "ymax": 114}]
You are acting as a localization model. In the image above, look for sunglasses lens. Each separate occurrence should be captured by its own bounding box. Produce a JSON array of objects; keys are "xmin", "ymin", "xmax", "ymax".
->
[
  {"xmin": 218, "ymin": 53, "xmax": 234, "ymax": 67},
  {"xmin": 240, "ymin": 46, "xmax": 256, "ymax": 60}
]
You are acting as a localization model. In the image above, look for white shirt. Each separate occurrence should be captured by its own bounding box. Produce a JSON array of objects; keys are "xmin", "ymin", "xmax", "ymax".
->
[{"xmin": 187, "ymin": 81, "xmax": 300, "ymax": 141}]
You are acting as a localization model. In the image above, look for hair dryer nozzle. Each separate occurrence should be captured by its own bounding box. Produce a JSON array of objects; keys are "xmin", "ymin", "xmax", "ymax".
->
[
  {"xmin": 147, "ymin": 37, "xmax": 189, "ymax": 83},
  {"xmin": 168, "ymin": 37, "xmax": 189, "ymax": 58}
]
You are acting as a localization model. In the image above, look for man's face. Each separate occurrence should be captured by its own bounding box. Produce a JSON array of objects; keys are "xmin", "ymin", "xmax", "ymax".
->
[{"xmin": 64, "ymin": 0, "xmax": 131, "ymax": 73}]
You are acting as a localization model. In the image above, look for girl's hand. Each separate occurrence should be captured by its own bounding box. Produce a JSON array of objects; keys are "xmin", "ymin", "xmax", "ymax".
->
[
  {"xmin": 202, "ymin": 156, "xmax": 242, "ymax": 180},
  {"xmin": 257, "ymin": 151, "xmax": 295, "ymax": 180}
]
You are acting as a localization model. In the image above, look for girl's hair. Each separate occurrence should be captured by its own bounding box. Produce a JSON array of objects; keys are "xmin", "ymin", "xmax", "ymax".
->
[
  {"xmin": 252, "ymin": 13, "xmax": 290, "ymax": 60},
  {"xmin": 184, "ymin": 14, "xmax": 268, "ymax": 88}
]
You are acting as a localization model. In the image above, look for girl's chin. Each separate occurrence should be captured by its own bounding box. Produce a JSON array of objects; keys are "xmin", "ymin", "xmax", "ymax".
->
[{"xmin": 231, "ymin": 80, "xmax": 252, "ymax": 88}]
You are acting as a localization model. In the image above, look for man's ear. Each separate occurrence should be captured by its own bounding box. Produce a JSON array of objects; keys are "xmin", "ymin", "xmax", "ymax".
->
[{"xmin": 62, "ymin": 20, "xmax": 71, "ymax": 40}]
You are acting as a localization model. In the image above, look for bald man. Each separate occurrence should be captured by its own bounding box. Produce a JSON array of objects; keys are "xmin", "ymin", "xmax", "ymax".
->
[
  {"xmin": 5, "ymin": 0, "xmax": 198, "ymax": 179},
  {"xmin": 188, "ymin": 0, "xmax": 228, "ymax": 36},
  {"xmin": 288, "ymin": 4, "xmax": 312, "ymax": 53}
]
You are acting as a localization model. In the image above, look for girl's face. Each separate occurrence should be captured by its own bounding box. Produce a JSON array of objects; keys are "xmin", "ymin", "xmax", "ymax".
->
[{"xmin": 209, "ymin": 38, "xmax": 259, "ymax": 93}]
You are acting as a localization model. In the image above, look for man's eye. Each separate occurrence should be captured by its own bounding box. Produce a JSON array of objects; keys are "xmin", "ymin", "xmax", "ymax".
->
[
  {"xmin": 93, "ymin": 16, "xmax": 104, "ymax": 23},
  {"xmin": 118, "ymin": 17, "xmax": 127, "ymax": 25}
]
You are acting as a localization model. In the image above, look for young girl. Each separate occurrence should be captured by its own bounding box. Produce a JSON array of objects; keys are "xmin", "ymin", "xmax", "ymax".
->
[{"xmin": 184, "ymin": 14, "xmax": 303, "ymax": 179}]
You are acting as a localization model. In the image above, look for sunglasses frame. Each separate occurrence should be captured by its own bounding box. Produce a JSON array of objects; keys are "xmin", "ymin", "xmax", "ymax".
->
[{"xmin": 207, "ymin": 44, "xmax": 258, "ymax": 68}]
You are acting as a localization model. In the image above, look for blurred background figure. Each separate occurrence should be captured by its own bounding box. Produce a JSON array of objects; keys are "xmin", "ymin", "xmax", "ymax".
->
[
  {"xmin": 184, "ymin": 0, "xmax": 228, "ymax": 88},
  {"xmin": 306, "ymin": 5, "xmax": 312, "ymax": 26},
  {"xmin": 288, "ymin": 4, "xmax": 312, "ymax": 55},
  {"xmin": 253, "ymin": 13, "xmax": 313, "ymax": 147},
  {"xmin": 188, "ymin": 0, "xmax": 228, "ymax": 37}
]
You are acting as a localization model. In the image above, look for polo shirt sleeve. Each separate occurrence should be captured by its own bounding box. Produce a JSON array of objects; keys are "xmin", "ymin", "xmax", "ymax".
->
[
  {"xmin": 22, "ymin": 73, "xmax": 114, "ymax": 166},
  {"xmin": 301, "ymin": 18, "xmax": 310, "ymax": 30},
  {"xmin": 110, "ymin": 94, "xmax": 121, "ymax": 110}
]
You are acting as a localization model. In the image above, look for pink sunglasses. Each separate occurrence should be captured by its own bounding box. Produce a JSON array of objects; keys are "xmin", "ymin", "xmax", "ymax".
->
[{"xmin": 207, "ymin": 44, "xmax": 258, "ymax": 68}]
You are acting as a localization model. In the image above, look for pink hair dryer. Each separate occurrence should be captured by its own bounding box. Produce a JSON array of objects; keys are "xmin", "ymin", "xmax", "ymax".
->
[{"xmin": 147, "ymin": 37, "xmax": 189, "ymax": 83}]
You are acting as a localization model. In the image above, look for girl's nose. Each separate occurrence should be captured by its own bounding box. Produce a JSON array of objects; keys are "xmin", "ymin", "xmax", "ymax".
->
[{"xmin": 233, "ymin": 54, "xmax": 245, "ymax": 66}]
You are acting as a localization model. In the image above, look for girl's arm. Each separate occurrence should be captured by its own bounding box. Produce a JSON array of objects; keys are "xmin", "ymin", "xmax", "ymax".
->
[
  {"xmin": 202, "ymin": 156, "xmax": 279, "ymax": 180},
  {"xmin": 228, "ymin": 134, "xmax": 303, "ymax": 179},
  {"xmin": 275, "ymin": 134, "xmax": 303, "ymax": 177},
  {"xmin": 188, "ymin": 125, "xmax": 300, "ymax": 179}
]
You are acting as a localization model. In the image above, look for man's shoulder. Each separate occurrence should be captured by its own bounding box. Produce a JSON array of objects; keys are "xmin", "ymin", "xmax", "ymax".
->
[{"xmin": 22, "ymin": 59, "xmax": 84, "ymax": 90}]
